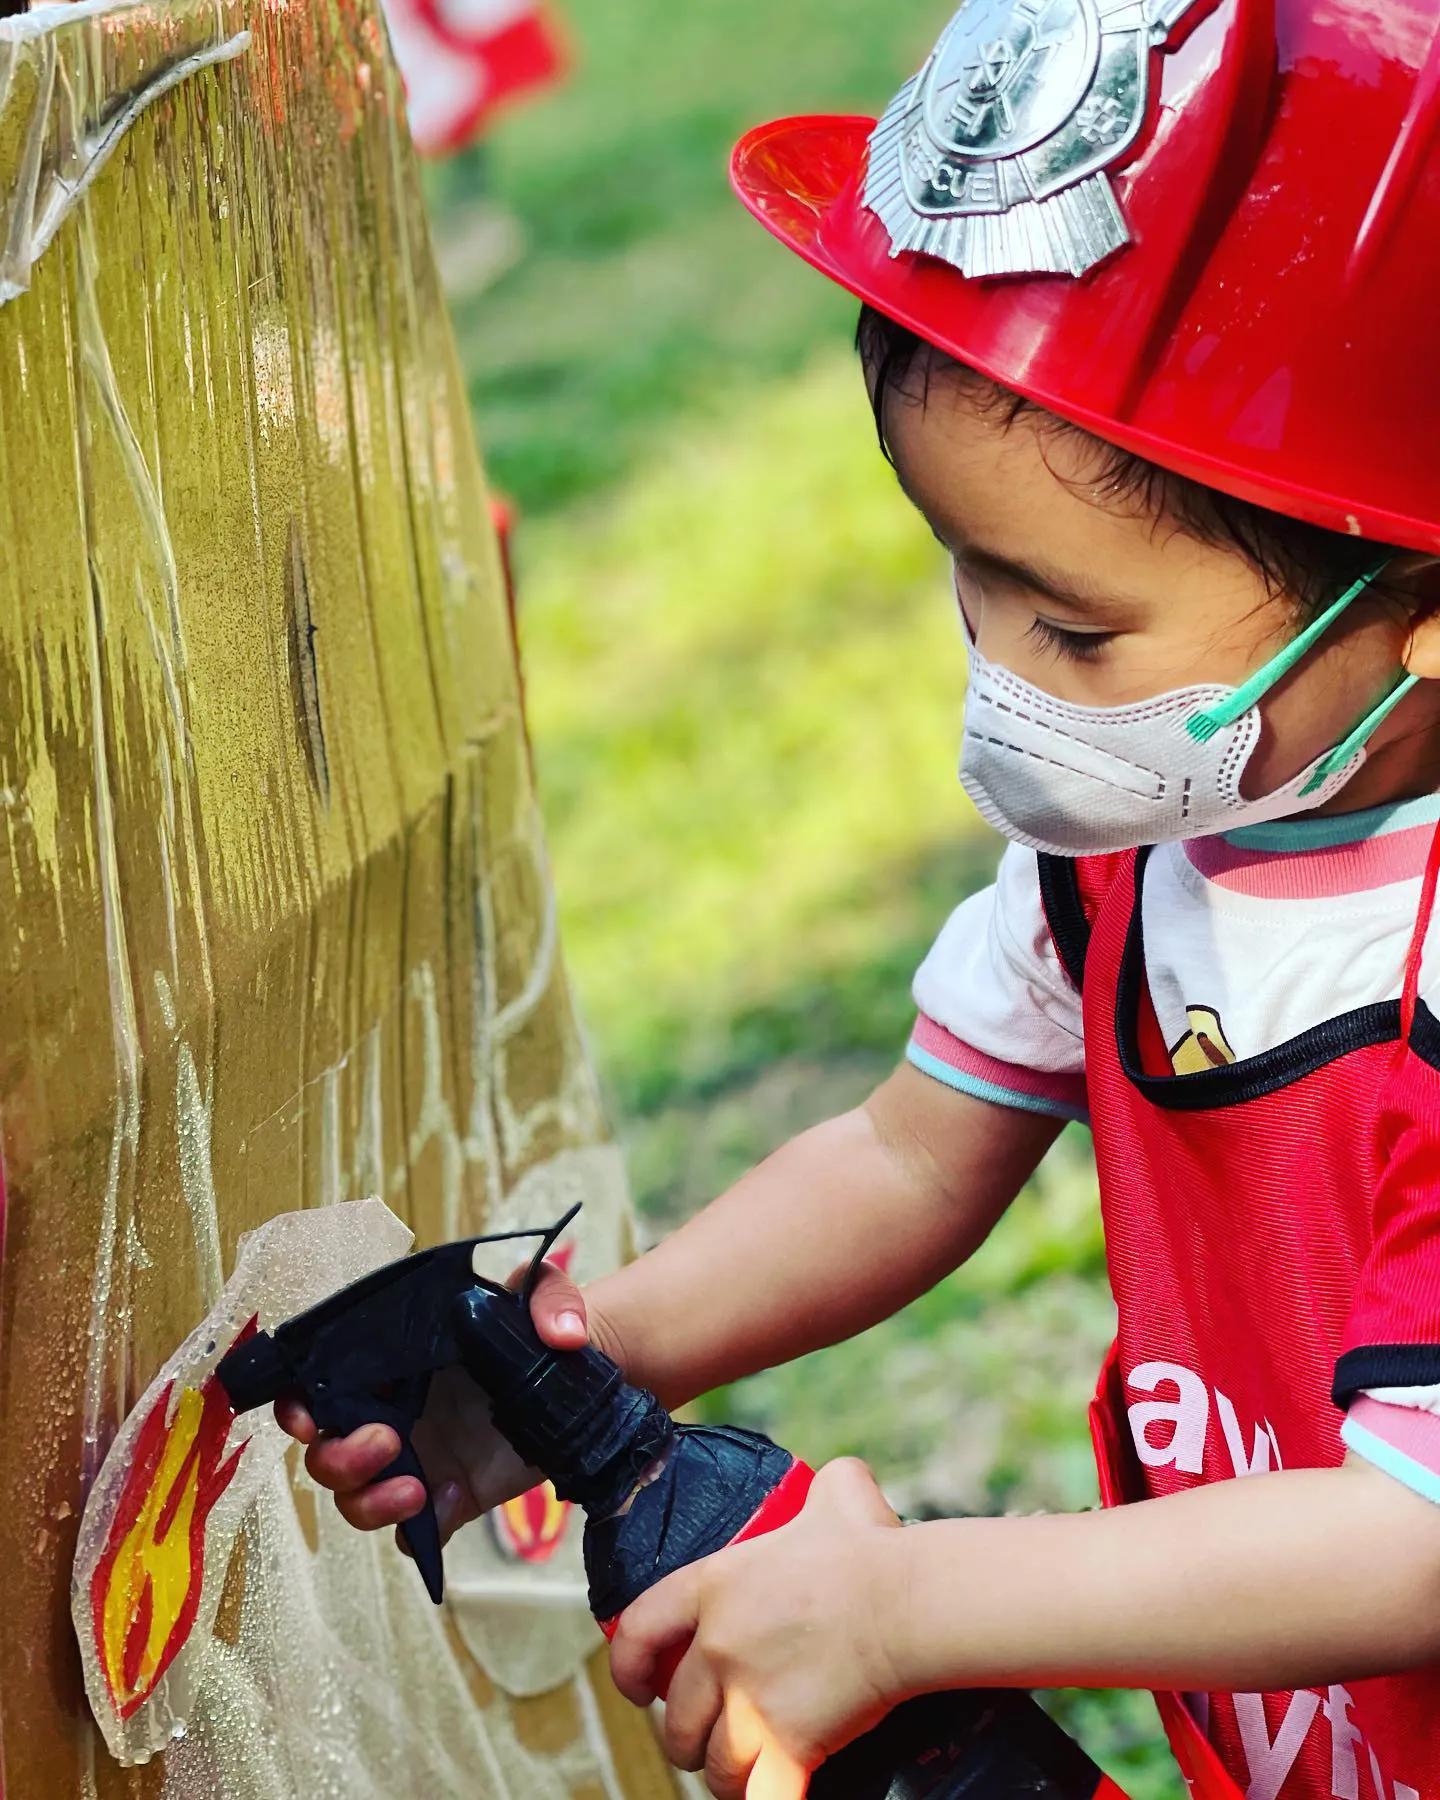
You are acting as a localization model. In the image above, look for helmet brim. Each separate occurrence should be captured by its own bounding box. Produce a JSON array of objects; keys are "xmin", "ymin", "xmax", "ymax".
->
[{"xmin": 731, "ymin": 114, "xmax": 1440, "ymax": 556}]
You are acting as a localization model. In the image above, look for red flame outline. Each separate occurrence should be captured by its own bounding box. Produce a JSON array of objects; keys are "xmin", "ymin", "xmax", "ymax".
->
[
  {"xmin": 491, "ymin": 1481, "xmax": 572, "ymax": 1564},
  {"xmin": 90, "ymin": 1319, "xmax": 257, "ymax": 1719}
]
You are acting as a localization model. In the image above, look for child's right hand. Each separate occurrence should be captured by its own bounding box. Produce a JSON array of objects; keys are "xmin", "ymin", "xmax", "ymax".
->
[{"xmin": 274, "ymin": 1259, "xmax": 595, "ymax": 1551}]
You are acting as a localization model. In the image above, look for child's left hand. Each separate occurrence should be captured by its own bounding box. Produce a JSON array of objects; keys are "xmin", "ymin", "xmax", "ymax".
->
[{"xmin": 608, "ymin": 1458, "xmax": 913, "ymax": 1799}]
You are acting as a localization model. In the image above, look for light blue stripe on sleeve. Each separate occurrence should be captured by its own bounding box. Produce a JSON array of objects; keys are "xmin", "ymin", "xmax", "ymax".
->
[
  {"xmin": 906, "ymin": 1043, "xmax": 1088, "ymax": 1124},
  {"xmin": 1342, "ymin": 1415, "xmax": 1440, "ymax": 1508}
]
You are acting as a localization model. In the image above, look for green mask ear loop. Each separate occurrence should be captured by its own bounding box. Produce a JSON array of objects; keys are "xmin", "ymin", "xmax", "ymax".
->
[
  {"xmin": 1185, "ymin": 563, "xmax": 1389, "ymax": 745},
  {"xmin": 1296, "ymin": 671, "xmax": 1421, "ymax": 797}
]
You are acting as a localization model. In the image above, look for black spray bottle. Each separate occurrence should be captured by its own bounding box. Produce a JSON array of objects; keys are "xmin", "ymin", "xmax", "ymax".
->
[
  {"xmin": 450, "ymin": 1283, "xmax": 1124, "ymax": 1800},
  {"xmin": 219, "ymin": 1215, "xmax": 1127, "ymax": 1799}
]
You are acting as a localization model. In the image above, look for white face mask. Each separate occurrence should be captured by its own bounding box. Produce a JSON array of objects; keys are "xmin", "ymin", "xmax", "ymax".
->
[{"xmin": 959, "ymin": 567, "xmax": 1416, "ymax": 859}]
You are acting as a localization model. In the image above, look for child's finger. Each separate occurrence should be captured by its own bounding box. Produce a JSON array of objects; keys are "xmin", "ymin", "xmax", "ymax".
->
[
  {"xmin": 304, "ymin": 1423, "xmax": 401, "ymax": 1494},
  {"xmin": 395, "ymin": 1481, "xmax": 469, "ymax": 1557},
  {"xmin": 807, "ymin": 1456, "xmax": 898, "ymax": 1528},
  {"xmin": 274, "ymin": 1396, "xmax": 316, "ymax": 1443},
  {"xmin": 335, "ymin": 1474, "xmax": 427, "ymax": 1532},
  {"xmin": 658, "ymin": 1643, "xmax": 723, "ymax": 1771},
  {"xmin": 702, "ymin": 1695, "xmax": 807, "ymax": 1800},
  {"xmin": 745, "ymin": 1743, "xmax": 808, "ymax": 1800},
  {"xmin": 609, "ymin": 1566, "xmax": 702, "ymax": 1706},
  {"xmin": 700, "ymin": 1698, "xmax": 759, "ymax": 1800},
  {"xmin": 506, "ymin": 1259, "xmax": 589, "ymax": 1350}
]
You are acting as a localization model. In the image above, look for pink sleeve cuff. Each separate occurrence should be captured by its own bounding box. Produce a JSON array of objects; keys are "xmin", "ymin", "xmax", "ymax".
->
[
  {"xmin": 1343, "ymin": 1395, "xmax": 1440, "ymax": 1506},
  {"xmin": 907, "ymin": 1015, "xmax": 1088, "ymax": 1124}
]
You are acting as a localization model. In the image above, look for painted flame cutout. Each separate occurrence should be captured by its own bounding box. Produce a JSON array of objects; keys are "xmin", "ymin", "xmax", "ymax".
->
[
  {"xmin": 90, "ymin": 1332, "xmax": 253, "ymax": 1719},
  {"xmin": 492, "ymin": 1481, "xmax": 571, "ymax": 1565}
]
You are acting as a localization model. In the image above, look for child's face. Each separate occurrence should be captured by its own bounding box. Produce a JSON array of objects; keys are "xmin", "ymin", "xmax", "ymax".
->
[{"xmin": 883, "ymin": 362, "xmax": 1437, "ymax": 810}]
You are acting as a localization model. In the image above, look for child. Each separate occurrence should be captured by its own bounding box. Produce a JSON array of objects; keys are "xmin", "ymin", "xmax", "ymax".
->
[{"xmin": 282, "ymin": 4, "xmax": 1440, "ymax": 1796}]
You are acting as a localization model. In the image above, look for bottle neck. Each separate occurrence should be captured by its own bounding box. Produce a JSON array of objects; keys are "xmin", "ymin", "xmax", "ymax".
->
[{"xmin": 449, "ymin": 1286, "xmax": 676, "ymax": 1517}]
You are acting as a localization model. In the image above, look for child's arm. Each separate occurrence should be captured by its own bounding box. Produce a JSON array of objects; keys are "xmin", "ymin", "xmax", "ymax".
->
[
  {"xmin": 584, "ymin": 1062, "xmax": 1060, "ymax": 1409},
  {"xmin": 893, "ymin": 1456, "xmax": 1440, "ymax": 1692},
  {"xmin": 287, "ymin": 1065, "xmax": 1058, "ymax": 1528},
  {"xmin": 610, "ymin": 1455, "xmax": 1440, "ymax": 1791}
]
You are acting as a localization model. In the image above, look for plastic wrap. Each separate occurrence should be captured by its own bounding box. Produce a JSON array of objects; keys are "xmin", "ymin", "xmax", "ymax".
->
[
  {"xmin": 0, "ymin": 0, "xmax": 686, "ymax": 1790},
  {"xmin": 72, "ymin": 1201, "xmax": 415, "ymax": 1765}
]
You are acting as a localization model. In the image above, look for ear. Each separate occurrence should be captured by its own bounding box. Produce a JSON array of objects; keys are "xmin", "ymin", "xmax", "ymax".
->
[{"xmin": 1397, "ymin": 557, "xmax": 1440, "ymax": 680}]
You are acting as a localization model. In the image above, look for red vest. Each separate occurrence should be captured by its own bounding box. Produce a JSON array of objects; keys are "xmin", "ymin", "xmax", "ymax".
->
[{"xmin": 1039, "ymin": 845, "xmax": 1440, "ymax": 1800}]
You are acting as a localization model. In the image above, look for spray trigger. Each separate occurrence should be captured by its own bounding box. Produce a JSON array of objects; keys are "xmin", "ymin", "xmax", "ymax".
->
[{"xmin": 216, "ymin": 1203, "xmax": 585, "ymax": 1603}]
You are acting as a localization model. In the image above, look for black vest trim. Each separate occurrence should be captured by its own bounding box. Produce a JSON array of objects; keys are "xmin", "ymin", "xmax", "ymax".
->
[
  {"xmin": 1037, "ymin": 853, "xmax": 1093, "ymax": 992},
  {"xmin": 1115, "ymin": 847, "xmax": 1402, "ymax": 1111},
  {"xmin": 1334, "ymin": 1344, "xmax": 1440, "ymax": 1409}
]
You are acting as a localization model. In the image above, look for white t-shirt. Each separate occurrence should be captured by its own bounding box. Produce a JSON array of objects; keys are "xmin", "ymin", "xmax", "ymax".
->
[{"xmin": 912, "ymin": 796, "xmax": 1440, "ymax": 1113}]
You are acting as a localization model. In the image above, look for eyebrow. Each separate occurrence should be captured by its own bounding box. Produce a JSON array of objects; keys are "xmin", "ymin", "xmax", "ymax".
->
[
  {"xmin": 890, "ymin": 459, "xmax": 1128, "ymax": 618},
  {"xmin": 963, "ymin": 544, "xmax": 1128, "ymax": 620},
  {"xmin": 910, "ymin": 501, "xmax": 1131, "ymax": 620}
]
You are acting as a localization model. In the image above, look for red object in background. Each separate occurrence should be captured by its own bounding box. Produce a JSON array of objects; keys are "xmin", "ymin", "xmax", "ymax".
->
[
  {"xmin": 490, "ymin": 1481, "xmax": 572, "ymax": 1564},
  {"xmin": 732, "ymin": 2, "xmax": 1440, "ymax": 557},
  {"xmin": 381, "ymin": 0, "xmax": 566, "ymax": 157},
  {"xmin": 88, "ymin": 1327, "xmax": 255, "ymax": 1725},
  {"xmin": 490, "ymin": 496, "xmax": 517, "ymax": 633}
]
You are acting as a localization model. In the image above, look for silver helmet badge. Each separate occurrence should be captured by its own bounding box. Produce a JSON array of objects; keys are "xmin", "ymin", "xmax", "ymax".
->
[{"xmin": 864, "ymin": 0, "xmax": 1205, "ymax": 279}]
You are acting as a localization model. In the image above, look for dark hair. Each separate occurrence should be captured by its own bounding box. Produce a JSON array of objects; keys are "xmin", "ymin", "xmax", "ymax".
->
[{"xmin": 856, "ymin": 304, "xmax": 1399, "ymax": 620}]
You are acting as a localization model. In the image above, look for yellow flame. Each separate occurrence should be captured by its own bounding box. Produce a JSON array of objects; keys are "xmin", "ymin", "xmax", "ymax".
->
[
  {"xmin": 100, "ymin": 1386, "xmax": 208, "ymax": 1709},
  {"xmin": 498, "ymin": 1480, "xmax": 569, "ymax": 1558}
]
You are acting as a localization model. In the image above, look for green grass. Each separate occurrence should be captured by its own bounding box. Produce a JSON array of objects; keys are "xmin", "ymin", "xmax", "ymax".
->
[
  {"xmin": 427, "ymin": 3, "xmax": 1177, "ymax": 1786},
  {"xmin": 516, "ymin": 357, "xmax": 975, "ymax": 1115},
  {"xmin": 432, "ymin": 0, "xmax": 940, "ymax": 515}
]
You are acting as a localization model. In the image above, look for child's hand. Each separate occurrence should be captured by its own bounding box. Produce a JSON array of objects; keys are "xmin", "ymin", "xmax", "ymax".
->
[
  {"xmin": 275, "ymin": 1259, "xmax": 597, "ymax": 1551},
  {"xmin": 609, "ymin": 1458, "xmax": 911, "ymax": 1800}
]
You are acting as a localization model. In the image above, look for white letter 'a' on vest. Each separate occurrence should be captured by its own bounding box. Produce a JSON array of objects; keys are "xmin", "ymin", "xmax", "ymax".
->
[
  {"xmin": 1127, "ymin": 1361, "xmax": 1208, "ymax": 1473},
  {"xmin": 1234, "ymin": 1691, "xmax": 1320, "ymax": 1800}
]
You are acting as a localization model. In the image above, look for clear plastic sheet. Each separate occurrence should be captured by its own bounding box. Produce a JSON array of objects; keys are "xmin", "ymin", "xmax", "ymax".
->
[
  {"xmin": 0, "ymin": 0, "xmax": 685, "ymax": 1788},
  {"xmin": 72, "ymin": 1200, "xmax": 415, "ymax": 1766}
]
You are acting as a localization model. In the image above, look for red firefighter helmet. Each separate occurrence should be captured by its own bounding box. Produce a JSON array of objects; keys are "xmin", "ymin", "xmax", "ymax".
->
[{"xmin": 731, "ymin": 1, "xmax": 1440, "ymax": 554}]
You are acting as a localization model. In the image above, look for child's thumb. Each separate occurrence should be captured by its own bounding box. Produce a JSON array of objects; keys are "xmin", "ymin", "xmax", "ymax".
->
[{"xmin": 509, "ymin": 1259, "xmax": 589, "ymax": 1350}]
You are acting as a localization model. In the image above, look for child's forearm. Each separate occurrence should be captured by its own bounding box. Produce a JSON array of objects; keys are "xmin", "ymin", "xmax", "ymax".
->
[
  {"xmin": 887, "ymin": 1460, "xmax": 1440, "ymax": 1698},
  {"xmin": 586, "ymin": 1066, "xmax": 1059, "ymax": 1408}
]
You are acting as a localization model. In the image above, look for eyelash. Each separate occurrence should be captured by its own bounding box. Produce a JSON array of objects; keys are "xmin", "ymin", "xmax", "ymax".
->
[{"xmin": 1025, "ymin": 617, "xmax": 1115, "ymax": 664}]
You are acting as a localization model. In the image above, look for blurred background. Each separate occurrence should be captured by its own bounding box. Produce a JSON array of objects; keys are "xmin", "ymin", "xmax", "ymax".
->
[{"xmin": 406, "ymin": 0, "xmax": 1173, "ymax": 1789}]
